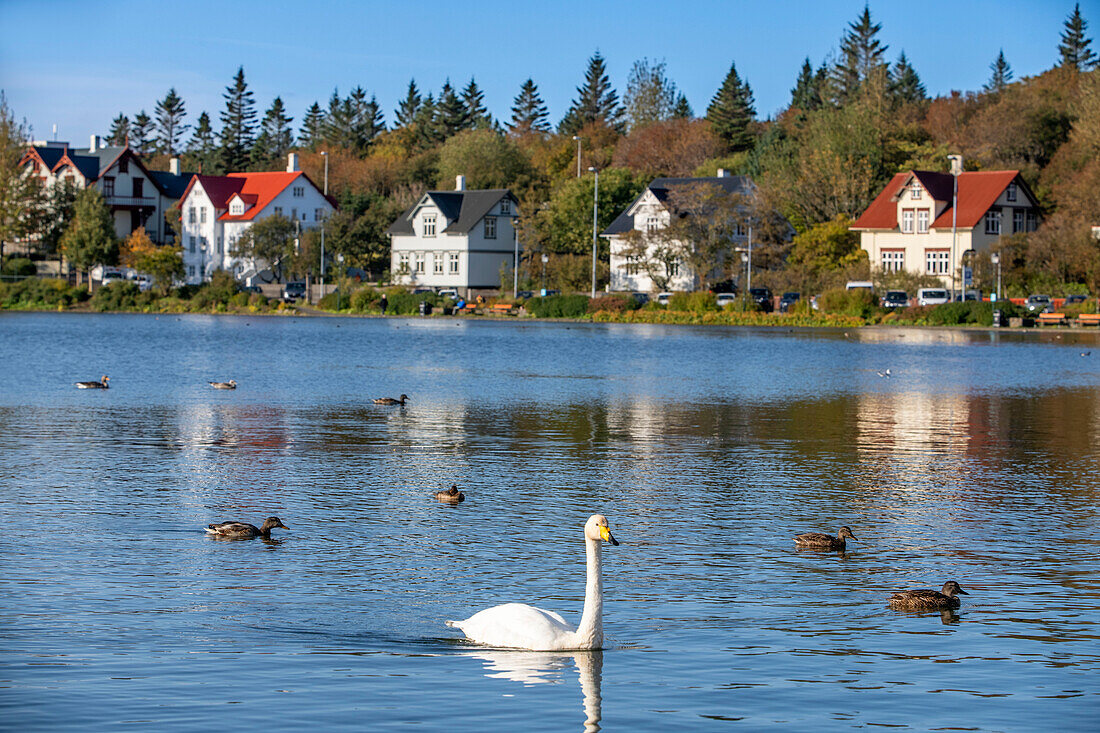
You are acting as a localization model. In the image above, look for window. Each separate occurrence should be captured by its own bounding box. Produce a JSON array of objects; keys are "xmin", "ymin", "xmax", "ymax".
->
[
  {"xmin": 230, "ymin": 200, "xmax": 243, "ymax": 215},
  {"xmin": 433, "ymin": 252, "xmax": 444, "ymax": 274},
  {"xmin": 188, "ymin": 265, "xmax": 195, "ymax": 276},
  {"xmin": 291, "ymin": 208, "xmax": 297, "ymax": 221},
  {"xmin": 415, "ymin": 253, "xmax": 425, "ymax": 273},
  {"xmin": 901, "ymin": 209, "xmax": 914, "ymax": 233},
  {"xmin": 398, "ymin": 252, "xmax": 410, "ymax": 272},
  {"xmin": 500, "ymin": 199, "xmax": 510, "ymax": 215},
  {"xmin": 881, "ymin": 250, "xmax": 904, "ymax": 272},
  {"xmin": 646, "ymin": 216, "xmax": 659, "ymax": 233},
  {"xmin": 1006, "ymin": 182, "xmax": 1017, "ymax": 202},
  {"xmin": 119, "ymin": 158, "xmax": 128, "ymax": 173},
  {"xmin": 910, "ymin": 181, "xmax": 922, "ymax": 199},
  {"xmin": 917, "ymin": 210, "xmax": 930, "ymax": 233},
  {"xmin": 1013, "ymin": 210, "xmax": 1025, "ymax": 233},
  {"xmin": 423, "ymin": 214, "xmax": 437, "ymax": 237},
  {"xmin": 666, "ymin": 260, "xmax": 680, "ymax": 277},
  {"xmin": 189, "ymin": 236, "xmax": 196, "ymax": 253},
  {"xmin": 200, "ymin": 207, "xmax": 207, "ymax": 224},
  {"xmin": 484, "ymin": 216, "xmax": 496, "ymax": 239},
  {"xmin": 449, "ymin": 252, "xmax": 459, "ymax": 274},
  {"xmin": 216, "ymin": 236, "xmax": 223, "ymax": 254},
  {"xmin": 103, "ymin": 177, "xmax": 115, "ymax": 197},
  {"xmin": 274, "ymin": 206, "xmax": 283, "ymax": 216},
  {"xmin": 315, "ymin": 209, "xmax": 323, "ymax": 221},
  {"xmin": 1027, "ymin": 211, "xmax": 1038, "ymax": 232},
  {"xmin": 293, "ymin": 186, "xmax": 304, "ymax": 197},
  {"xmin": 926, "ymin": 250, "xmax": 949, "ymax": 274},
  {"xmin": 188, "ymin": 206, "xmax": 196, "ymax": 224},
  {"xmin": 985, "ymin": 210, "xmax": 1001, "ymax": 235},
  {"xmin": 625, "ymin": 255, "xmax": 641, "ymax": 276}
]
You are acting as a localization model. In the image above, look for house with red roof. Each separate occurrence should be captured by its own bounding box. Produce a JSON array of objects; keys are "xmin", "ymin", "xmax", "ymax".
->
[
  {"xmin": 176, "ymin": 153, "xmax": 335, "ymax": 284},
  {"xmin": 850, "ymin": 164, "xmax": 1040, "ymax": 287}
]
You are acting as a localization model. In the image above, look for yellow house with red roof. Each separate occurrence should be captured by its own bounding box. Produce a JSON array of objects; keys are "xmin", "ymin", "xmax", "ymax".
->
[{"xmin": 850, "ymin": 164, "xmax": 1040, "ymax": 288}]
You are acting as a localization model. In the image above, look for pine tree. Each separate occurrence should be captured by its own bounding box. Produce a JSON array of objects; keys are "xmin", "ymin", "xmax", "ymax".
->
[
  {"xmin": 508, "ymin": 79, "xmax": 550, "ymax": 134},
  {"xmin": 298, "ymin": 102, "xmax": 325, "ymax": 149},
  {"xmin": 251, "ymin": 97, "xmax": 294, "ymax": 170},
  {"xmin": 706, "ymin": 62, "xmax": 756, "ymax": 153},
  {"xmin": 462, "ymin": 78, "xmax": 492, "ymax": 130},
  {"xmin": 558, "ymin": 51, "xmax": 623, "ymax": 134},
  {"xmin": 349, "ymin": 89, "xmax": 384, "ymax": 149},
  {"xmin": 437, "ymin": 80, "xmax": 469, "ymax": 138},
  {"xmin": 890, "ymin": 51, "xmax": 927, "ymax": 103},
  {"xmin": 107, "ymin": 114, "xmax": 130, "ymax": 146},
  {"xmin": 415, "ymin": 93, "xmax": 442, "ymax": 146},
  {"xmin": 322, "ymin": 89, "xmax": 351, "ymax": 149},
  {"xmin": 219, "ymin": 66, "xmax": 257, "ymax": 172},
  {"xmin": 395, "ymin": 80, "xmax": 422, "ymax": 128},
  {"xmin": 131, "ymin": 111, "xmax": 154, "ymax": 155},
  {"xmin": 790, "ymin": 58, "xmax": 822, "ymax": 111},
  {"xmin": 984, "ymin": 50, "xmax": 1014, "ymax": 93},
  {"xmin": 829, "ymin": 4, "xmax": 889, "ymax": 104},
  {"xmin": 1059, "ymin": 3, "xmax": 1097, "ymax": 71},
  {"xmin": 623, "ymin": 58, "xmax": 677, "ymax": 131},
  {"xmin": 154, "ymin": 87, "xmax": 188, "ymax": 156},
  {"xmin": 186, "ymin": 111, "xmax": 220, "ymax": 173},
  {"xmin": 671, "ymin": 93, "xmax": 693, "ymax": 119}
]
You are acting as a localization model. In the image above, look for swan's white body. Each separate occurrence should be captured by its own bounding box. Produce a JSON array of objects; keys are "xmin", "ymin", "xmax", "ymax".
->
[{"xmin": 447, "ymin": 514, "xmax": 616, "ymax": 651}]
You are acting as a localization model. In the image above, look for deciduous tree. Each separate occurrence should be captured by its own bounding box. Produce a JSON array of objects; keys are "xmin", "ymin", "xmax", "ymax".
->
[
  {"xmin": 120, "ymin": 227, "xmax": 183, "ymax": 294},
  {"xmin": 231, "ymin": 213, "xmax": 296, "ymax": 282},
  {"xmin": 0, "ymin": 94, "xmax": 42, "ymax": 266},
  {"xmin": 435, "ymin": 129, "xmax": 532, "ymax": 190},
  {"xmin": 623, "ymin": 58, "xmax": 677, "ymax": 132},
  {"xmin": 60, "ymin": 188, "xmax": 117, "ymax": 283}
]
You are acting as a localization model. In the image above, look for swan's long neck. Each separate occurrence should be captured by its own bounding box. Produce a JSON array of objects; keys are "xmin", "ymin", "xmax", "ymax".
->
[{"xmin": 574, "ymin": 537, "xmax": 603, "ymax": 648}]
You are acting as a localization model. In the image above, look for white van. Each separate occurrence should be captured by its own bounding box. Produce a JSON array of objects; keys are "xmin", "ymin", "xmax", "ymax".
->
[
  {"xmin": 917, "ymin": 288, "xmax": 951, "ymax": 306},
  {"xmin": 846, "ymin": 281, "xmax": 874, "ymax": 291}
]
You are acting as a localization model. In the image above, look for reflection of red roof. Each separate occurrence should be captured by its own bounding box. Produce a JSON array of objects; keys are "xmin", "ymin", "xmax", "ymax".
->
[{"xmin": 852, "ymin": 170, "xmax": 1023, "ymax": 230}]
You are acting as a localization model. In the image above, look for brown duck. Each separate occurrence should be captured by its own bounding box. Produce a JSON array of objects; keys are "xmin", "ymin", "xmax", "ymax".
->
[
  {"xmin": 794, "ymin": 526, "xmax": 857, "ymax": 550},
  {"xmin": 76, "ymin": 375, "xmax": 110, "ymax": 389},
  {"xmin": 435, "ymin": 484, "xmax": 465, "ymax": 503},
  {"xmin": 889, "ymin": 581, "xmax": 969, "ymax": 610},
  {"xmin": 374, "ymin": 394, "xmax": 408, "ymax": 405},
  {"xmin": 205, "ymin": 516, "xmax": 289, "ymax": 539}
]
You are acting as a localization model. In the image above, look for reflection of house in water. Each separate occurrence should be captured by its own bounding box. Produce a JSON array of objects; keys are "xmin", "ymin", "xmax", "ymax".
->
[{"xmin": 854, "ymin": 391, "xmax": 972, "ymax": 482}]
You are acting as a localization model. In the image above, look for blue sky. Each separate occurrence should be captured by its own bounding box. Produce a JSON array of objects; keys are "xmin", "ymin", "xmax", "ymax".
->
[{"xmin": 1, "ymin": 0, "xmax": 1093, "ymax": 143}]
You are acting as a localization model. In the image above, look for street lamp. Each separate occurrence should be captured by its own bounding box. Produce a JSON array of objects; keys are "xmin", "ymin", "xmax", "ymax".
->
[
  {"xmin": 572, "ymin": 136, "xmax": 582, "ymax": 178},
  {"xmin": 991, "ymin": 252, "xmax": 1001, "ymax": 302},
  {"xmin": 541, "ymin": 253, "xmax": 549, "ymax": 293},
  {"xmin": 511, "ymin": 215, "xmax": 520, "ymax": 299},
  {"xmin": 588, "ymin": 166, "xmax": 599, "ymax": 298},
  {"xmin": 199, "ymin": 240, "xmax": 207, "ymax": 284},
  {"xmin": 320, "ymin": 151, "xmax": 328, "ymax": 301},
  {"xmin": 948, "ymin": 154, "xmax": 963, "ymax": 300}
]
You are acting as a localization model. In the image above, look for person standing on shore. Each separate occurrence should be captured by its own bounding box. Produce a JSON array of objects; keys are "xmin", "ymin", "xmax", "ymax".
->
[{"xmin": 380, "ymin": 294, "xmax": 388, "ymax": 315}]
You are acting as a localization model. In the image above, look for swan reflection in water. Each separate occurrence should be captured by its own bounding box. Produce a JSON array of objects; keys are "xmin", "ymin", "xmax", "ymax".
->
[{"xmin": 463, "ymin": 649, "xmax": 603, "ymax": 732}]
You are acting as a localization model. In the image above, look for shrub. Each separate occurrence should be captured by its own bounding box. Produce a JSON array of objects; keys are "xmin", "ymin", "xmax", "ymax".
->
[
  {"xmin": 818, "ymin": 287, "xmax": 876, "ymax": 317},
  {"xmin": 587, "ymin": 294, "xmax": 636, "ymax": 314},
  {"xmin": 525, "ymin": 294, "xmax": 590, "ymax": 318},
  {"xmin": 1, "ymin": 258, "xmax": 36, "ymax": 277},
  {"xmin": 0, "ymin": 277, "xmax": 86, "ymax": 308},
  {"xmin": 668, "ymin": 291, "xmax": 718, "ymax": 313},
  {"xmin": 91, "ymin": 281, "xmax": 140, "ymax": 311},
  {"xmin": 387, "ymin": 290, "xmax": 442, "ymax": 315},
  {"xmin": 350, "ymin": 286, "xmax": 381, "ymax": 313}
]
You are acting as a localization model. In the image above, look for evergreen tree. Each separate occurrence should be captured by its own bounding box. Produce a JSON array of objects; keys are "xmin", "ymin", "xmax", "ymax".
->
[
  {"xmin": 107, "ymin": 113, "xmax": 130, "ymax": 146},
  {"xmin": 219, "ymin": 66, "xmax": 257, "ymax": 172},
  {"xmin": 671, "ymin": 93, "xmax": 693, "ymax": 119},
  {"xmin": 251, "ymin": 97, "xmax": 294, "ymax": 170},
  {"xmin": 395, "ymin": 79, "xmax": 422, "ymax": 128},
  {"xmin": 154, "ymin": 87, "xmax": 188, "ymax": 157},
  {"xmin": 1059, "ymin": 2, "xmax": 1097, "ymax": 71},
  {"xmin": 890, "ymin": 51, "xmax": 927, "ymax": 103},
  {"xmin": 415, "ymin": 93, "xmax": 442, "ymax": 146},
  {"xmin": 186, "ymin": 111, "xmax": 220, "ymax": 173},
  {"xmin": 829, "ymin": 4, "xmax": 889, "ymax": 104},
  {"xmin": 60, "ymin": 188, "xmax": 117, "ymax": 283},
  {"xmin": 437, "ymin": 80, "xmax": 469, "ymax": 138},
  {"xmin": 508, "ymin": 78, "xmax": 550, "ymax": 134},
  {"xmin": 131, "ymin": 111, "xmax": 154, "ymax": 155},
  {"xmin": 558, "ymin": 51, "xmax": 623, "ymax": 134},
  {"xmin": 462, "ymin": 78, "xmax": 492, "ymax": 129},
  {"xmin": 298, "ymin": 102, "xmax": 325, "ymax": 149},
  {"xmin": 984, "ymin": 50, "xmax": 1014, "ymax": 93},
  {"xmin": 706, "ymin": 62, "xmax": 756, "ymax": 153},
  {"xmin": 790, "ymin": 58, "xmax": 822, "ymax": 111},
  {"xmin": 322, "ymin": 88, "xmax": 352, "ymax": 148},
  {"xmin": 623, "ymin": 58, "xmax": 677, "ymax": 131}
]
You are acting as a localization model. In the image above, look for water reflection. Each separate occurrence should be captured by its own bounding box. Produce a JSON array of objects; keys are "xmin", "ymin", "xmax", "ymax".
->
[{"xmin": 464, "ymin": 650, "xmax": 603, "ymax": 732}]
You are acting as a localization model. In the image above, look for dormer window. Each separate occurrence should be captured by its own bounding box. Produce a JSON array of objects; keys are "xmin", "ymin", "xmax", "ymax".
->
[
  {"xmin": 910, "ymin": 181, "xmax": 922, "ymax": 199},
  {"xmin": 500, "ymin": 199, "xmax": 511, "ymax": 215},
  {"xmin": 1006, "ymin": 182, "xmax": 1017, "ymax": 202},
  {"xmin": 423, "ymin": 213, "xmax": 437, "ymax": 237},
  {"xmin": 119, "ymin": 158, "xmax": 128, "ymax": 173},
  {"xmin": 230, "ymin": 198, "xmax": 244, "ymax": 215}
]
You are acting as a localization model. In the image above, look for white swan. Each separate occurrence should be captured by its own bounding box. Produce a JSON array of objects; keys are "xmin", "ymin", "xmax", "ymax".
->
[{"xmin": 446, "ymin": 514, "xmax": 620, "ymax": 651}]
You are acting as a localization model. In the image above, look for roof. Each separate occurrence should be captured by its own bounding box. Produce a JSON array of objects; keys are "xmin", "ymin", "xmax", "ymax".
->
[
  {"xmin": 148, "ymin": 169, "xmax": 196, "ymax": 199},
  {"xmin": 601, "ymin": 175, "xmax": 756, "ymax": 236},
  {"xmin": 24, "ymin": 143, "xmax": 192, "ymax": 200},
  {"xmin": 387, "ymin": 189, "xmax": 516, "ymax": 236},
  {"xmin": 179, "ymin": 170, "xmax": 335, "ymax": 221},
  {"xmin": 851, "ymin": 170, "xmax": 1025, "ymax": 230}
]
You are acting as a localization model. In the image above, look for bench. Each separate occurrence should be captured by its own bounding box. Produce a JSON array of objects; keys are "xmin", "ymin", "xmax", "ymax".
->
[
  {"xmin": 1077, "ymin": 313, "xmax": 1100, "ymax": 327},
  {"xmin": 490, "ymin": 303, "xmax": 516, "ymax": 315},
  {"xmin": 1037, "ymin": 312, "xmax": 1066, "ymax": 326}
]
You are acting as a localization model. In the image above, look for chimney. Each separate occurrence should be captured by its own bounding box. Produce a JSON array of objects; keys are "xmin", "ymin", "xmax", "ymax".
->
[
  {"xmin": 456, "ymin": 174, "xmax": 466, "ymax": 191},
  {"xmin": 287, "ymin": 152, "xmax": 299, "ymax": 173},
  {"xmin": 169, "ymin": 157, "xmax": 181, "ymax": 176},
  {"xmin": 948, "ymin": 155, "xmax": 964, "ymax": 176},
  {"xmin": 717, "ymin": 168, "xmax": 729, "ymax": 178},
  {"xmin": 89, "ymin": 134, "xmax": 101, "ymax": 152}
]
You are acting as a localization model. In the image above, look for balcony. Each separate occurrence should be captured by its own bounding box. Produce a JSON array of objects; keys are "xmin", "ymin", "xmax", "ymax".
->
[{"xmin": 104, "ymin": 195, "xmax": 156, "ymax": 208}]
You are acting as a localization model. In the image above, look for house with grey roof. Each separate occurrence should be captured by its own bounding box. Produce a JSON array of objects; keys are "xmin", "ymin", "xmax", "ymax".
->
[
  {"xmin": 601, "ymin": 170, "xmax": 758, "ymax": 293},
  {"xmin": 386, "ymin": 176, "xmax": 519, "ymax": 293}
]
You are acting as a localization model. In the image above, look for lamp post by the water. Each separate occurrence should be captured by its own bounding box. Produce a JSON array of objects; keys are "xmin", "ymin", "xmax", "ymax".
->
[
  {"xmin": 991, "ymin": 251, "xmax": 1001, "ymax": 302},
  {"xmin": 588, "ymin": 166, "xmax": 599, "ymax": 298},
  {"xmin": 572, "ymin": 136, "xmax": 582, "ymax": 178},
  {"xmin": 320, "ymin": 151, "xmax": 328, "ymax": 301},
  {"xmin": 541, "ymin": 253, "xmax": 548, "ymax": 292},
  {"xmin": 512, "ymin": 215, "xmax": 519, "ymax": 299},
  {"xmin": 948, "ymin": 154, "xmax": 962, "ymax": 301}
]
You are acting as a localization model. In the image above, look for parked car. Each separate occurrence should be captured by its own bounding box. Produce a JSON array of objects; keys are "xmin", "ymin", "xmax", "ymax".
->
[
  {"xmin": 749, "ymin": 287, "xmax": 773, "ymax": 312},
  {"xmin": 656, "ymin": 292, "xmax": 672, "ymax": 306},
  {"xmin": 411, "ymin": 287, "xmax": 435, "ymax": 295},
  {"xmin": 135, "ymin": 274, "xmax": 154, "ymax": 292},
  {"xmin": 1064, "ymin": 294, "xmax": 1088, "ymax": 305},
  {"xmin": 101, "ymin": 271, "xmax": 127, "ymax": 286},
  {"xmin": 283, "ymin": 281, "xmax": 306, "ymax": 301},
  {"xmin": 437, "ymin": 289, "xmax": 459, "ymax": 300},
  {"xmin": 846, "ymin": 280, "xmax": 874, "ymax": 291},
  {"xmin": 715, "ymin": 293, "xmax": 738, "ymax": 308},
  {"xmin": 239, "ymin": 284, "xmax": 264, "ymax": 294},
  {"xmin": 709, "ymin": 279, "xmax": 737, "ymax": 294},
  {"xmin": 1025, "ymin": 294, "xmax": 1052, "ymax": 312},
  {"xmin": 517, "ymin": 290, "xmax": 534, "ymax": 299},
  {"xmin": 631, "ymin": 292, "xmax": 650, "ymax": 306},
  {"xmin": 881, "ymin": 290, "xmax": 909, "ymax": 309},
  {"xmin": 779, "ymin": 292, "xmax": 800, "ymax": 312},
  {"xmin": 953, "ymin": 290, "xmax": 980, "ymax": 302},
  {"xmin": 917, "ymin": 288, "xmax": 950, "ymax": 306}
]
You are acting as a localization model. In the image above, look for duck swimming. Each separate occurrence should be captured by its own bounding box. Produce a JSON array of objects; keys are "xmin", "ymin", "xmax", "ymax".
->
[
  {"xmin": 373, "ymin": 394, "xmax": 408, "ymax": 405},
  {"xmin": 209, "ymin": 380, "xmax": 237, "ymax": 390},
  {"xmin": 435, "ymin": 484, "xmax": 465, "ymax": 503},
  {"xmin": 205, "ymin": 516, "xmax": 289, "ymax": 539},
  {"xmin": 75, "ymin": 375, "xmax": 109, "ymax": 389},
  {"xmin": 889, "ymin": 581, "xmax": 969, "ymax": 610},
  {"xmin": 794, "ymin": 526, "xmax": 857, "ymax": 550}
]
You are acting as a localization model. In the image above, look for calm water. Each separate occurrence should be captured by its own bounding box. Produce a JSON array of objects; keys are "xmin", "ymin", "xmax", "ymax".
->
[{"xmin": 1, "ymin": 312, "xmax": 1099, "ymax": 731}]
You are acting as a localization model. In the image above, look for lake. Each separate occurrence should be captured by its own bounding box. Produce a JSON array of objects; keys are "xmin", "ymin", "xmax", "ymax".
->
[{"xmin": 1, "ymin": 312, "xmax": 1098, "ymax": 731}]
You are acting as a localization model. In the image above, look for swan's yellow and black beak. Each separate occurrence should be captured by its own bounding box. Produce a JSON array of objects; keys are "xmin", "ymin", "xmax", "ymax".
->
[{"xmin": 600, "ymin": 525, "xmax": 619, "ymax": 546}]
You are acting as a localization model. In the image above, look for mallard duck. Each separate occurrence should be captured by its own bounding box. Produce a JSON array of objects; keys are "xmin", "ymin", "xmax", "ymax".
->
[
  {"xmin": 794, "ymin": 526, "xmax": 857, "ymax": 550},
  {"xmin": 205, "ymin": 516, "xmax": 289, "ymax": 539},
  {"xmin": 209, "ymin": 380, "xmax": 237, "ymax": 390},
  {"xmin": 76, "ymin": 375, "xmax": 109, "ymax": 389},
  {"xmin": 373, "ymin": 394, "xmax": 408, "ymax": 405},
  {"xmin": 889, "ymin": 581, "xmax": 969, "ymax": 610},
  {"xmin": 435, "ymin": 484, "xmax": 465, "ymax": 503}
]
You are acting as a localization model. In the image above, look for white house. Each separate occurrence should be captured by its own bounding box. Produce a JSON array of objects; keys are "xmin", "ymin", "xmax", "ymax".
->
[
  {"xmin": 386, "ymin": 176, "xmax": 519, "ymax": 293},
  {"xmin": 21, "ymin": 135, "xmax": 193, "ymax": 245},
  {"xmin": 602, "ymin": 171, "xmax": 759, "ymax": 292},
  {"xmin": 850, "ymin": 163, "xmax": 1040, "ymax": 285},
  {"xmin": 176, "ymin": 153, "xmax": 336, "ymax": 284}
]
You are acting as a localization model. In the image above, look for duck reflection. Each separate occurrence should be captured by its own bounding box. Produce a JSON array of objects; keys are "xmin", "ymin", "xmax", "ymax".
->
[{"xmin": 464, "ymin": 649, "xmax": 603, "ymax": 732}]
